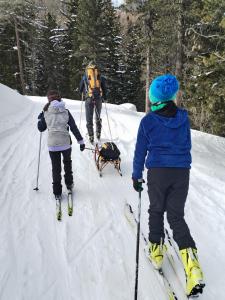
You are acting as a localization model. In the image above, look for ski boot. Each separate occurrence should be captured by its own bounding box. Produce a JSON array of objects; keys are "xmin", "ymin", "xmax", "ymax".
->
[
  {"xmin": 89, "ymin": 135, "xmax": 94, "ymax": 144},
  {"xmin": 55, "ymin": 194, "xmax": 62, "ymax": 202},
  {"xmin": 67, "ymin": 183, "xmax": 74, "ymax": 193},
  {"xmin": 180, "ymin": 248, "xmax": 205, "ymax": 297},
  {"xmin": 96, "ymin": 131, "xmax": 101, "ymax": 140},
  {"xmin": 55, "ymin": 195, "xmax": 62, "ymax": 221},
  {"xmin": 147, "ymin": 241, "xmax": 166, "ymax": 270},
  {"xmin": 66, "ymin": 185, "xmax": 73, "ymax": 216}
]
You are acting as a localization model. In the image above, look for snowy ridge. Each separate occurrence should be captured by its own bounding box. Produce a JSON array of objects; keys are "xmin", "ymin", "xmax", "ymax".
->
[{"xmin": 0, "ymin": 84, "xmax": 225, "ymax": 299}]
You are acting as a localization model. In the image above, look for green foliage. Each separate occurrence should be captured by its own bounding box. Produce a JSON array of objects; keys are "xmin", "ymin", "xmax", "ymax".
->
[
  {"xmin": 77, "ymin": 0, "xmax": 103, "ymax": 63},
  {"xmin": 121, "ymin": 22, "xmax": 144, "ymax": 110},
  {"xmin": 77, "ymin": 0, "xmax": 123, "ymax": 104},
  {"xmin": 0, "ymin": 20, "xmax": 19, "ymax": 89},
  {"xmin": 0, "ymin": 0, "xmax": 37, "ymax": 94},
  {"xmin": 134, "ymin": 0, "xmax": 179, "ymax": 74},
  {"xmin": 99, "ymin": 0, "xmax": 123, "ymax": 104},
  {"xmin": 64, "ymin": 0, "xmax": 82, "ymax": 99},
  {"xmin": 126, "ymin": 0, "xmax": 225, "ymax": 135},
  {"xmin": 37, "ymin": 13, "xmax": 60, "ymax": 93},
  {"xmin": 184, "ymin": 0, "xmax": 225, "ymax": 136},
  {"xmin": 1, "ymin": 0, "xmax": 225, "ymax": 135}
]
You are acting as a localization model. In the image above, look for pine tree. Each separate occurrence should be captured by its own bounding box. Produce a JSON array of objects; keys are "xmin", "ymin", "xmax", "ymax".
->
[
  {"xmin": 35, "ymin": 12, "xmax": 57, "ymax": 94},
  {"xmin": 122, "ymin": 21, "xmax": 144, "ymax": 110},
  {"xmin": 100, "ymin": 0, "xmax": 123, "ymax": 104},
  {"xmin": 0, "ymin": 0, "xmax": 45, "ymax": 94},
  {"xmin": 77, "ymin": 0, "xmax": 123, "ymax": 103},
  {"xmin": 184, "ymin": 0, "xmax": 225, "ymax": 136},
  {"xmin": 62, "ymin": 0, "xmax": 82, "ymax": 99},
  {"xmin": 0, "ymin": 18, "xmax": 19, "ymax": 90},
  {"xmin": 122, "ymin": 0, "xmax": 180, "ymax": 111},
  {"xmin": 77, "ymin": 0, "xmax": 104, "ymax": 64},
  {"xmin": 40, "ymin": 13, "xmax": 67, "ymax": 93}
]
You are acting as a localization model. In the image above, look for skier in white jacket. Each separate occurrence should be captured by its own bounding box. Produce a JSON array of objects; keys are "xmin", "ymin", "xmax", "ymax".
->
[{"xmin": 37, "ymin": 90, "xmax": 85, "ymax": 199}]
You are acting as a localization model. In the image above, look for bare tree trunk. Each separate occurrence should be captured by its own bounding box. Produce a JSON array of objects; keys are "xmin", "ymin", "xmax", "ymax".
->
[
  {"xmin": 175, "ymin": 0, "xmax": 184, "ymax": 106},
  {"xmin": 14, "ymin": 17, "xmax": 26, "ymax": 95},
  {"xmin": 145, "ymin": 46, "xmax": 150, "ymax": 113},
  {"xmin": 30, "ymin": 40, "xmax": 37, "ymax": 95},
  {"xmin": 144, "ymin": 6, "xmax": 153, "ymax": 114}
]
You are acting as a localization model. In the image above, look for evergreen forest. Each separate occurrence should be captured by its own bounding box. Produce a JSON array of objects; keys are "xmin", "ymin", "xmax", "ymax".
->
[{"xmin": 1, "ymin": 0, "xmax": 225, "ymax": 136}]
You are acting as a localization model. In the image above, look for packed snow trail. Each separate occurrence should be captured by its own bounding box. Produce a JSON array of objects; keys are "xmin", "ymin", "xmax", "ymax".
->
[{"xmin": 0, "ymin": 84, "xmax": 225, "ymax": 300}]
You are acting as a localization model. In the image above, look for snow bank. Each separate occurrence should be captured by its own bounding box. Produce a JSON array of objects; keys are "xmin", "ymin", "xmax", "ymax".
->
[
  {"xmin": 119, "ymin": 103, "xmax": 137, "ymax": 111},
  {"xmin": 0, "ymin": 84, "xmax": 32, "ymax": 117},
  {"xmin": 0, "ymin": 84, "xmax": 33, "ymax": 135}
]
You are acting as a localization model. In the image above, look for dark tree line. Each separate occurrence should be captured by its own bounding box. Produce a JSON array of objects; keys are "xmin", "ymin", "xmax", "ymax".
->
[
  {"xmin": 0, "ymin": 0, "xmax": 225, "ymax": 136},
  {"xmin": 0, "ymin": 0, "xmax": 124, "ymax": 102},
  {"xmin": 124, "ymin": 0, "xmax": 225, "ymax": 136}
]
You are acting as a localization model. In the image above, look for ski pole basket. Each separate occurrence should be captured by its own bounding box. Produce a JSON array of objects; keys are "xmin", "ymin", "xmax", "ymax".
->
[{"xmin": 94, "ymin": 142, "xmax": 122, "ymax": 177}]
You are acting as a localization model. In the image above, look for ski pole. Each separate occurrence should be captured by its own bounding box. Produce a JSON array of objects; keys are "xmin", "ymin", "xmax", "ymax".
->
[
  {"xmin": 79, "ymin": 93, "xmax": 84, "ymax": 130},
  {"xmin": 134, "ymin": 190, "xmax": 142, "ymax": 300},
  {"xmin": 33, "ymin": 132, "xmax": 42, "ymax": 191},
  {"xmin": 104, "ymin": 101, "xmax": 113, "ymax": 141},
  {"xmin": 85, "ymin": 147, "xmax": 95, "ymax": 151}
]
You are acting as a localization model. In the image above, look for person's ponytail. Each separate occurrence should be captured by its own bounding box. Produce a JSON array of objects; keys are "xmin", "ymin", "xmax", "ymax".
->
[{"xmin": 43, "ymin": 102, "xmax": 50, "ymax": 112}]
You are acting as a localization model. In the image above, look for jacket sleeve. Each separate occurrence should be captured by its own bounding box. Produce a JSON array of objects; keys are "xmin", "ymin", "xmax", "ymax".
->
[
  {"xmin": 101, "ymin": 76, "xmax": 107, "ymax": 100},
  {"xmin": 79, "ymin": 75, "xmax": 86, "ymax": 95},
  {"xmin": 37, "ymin": 112, "xmax": 47, "ymax": 132},
  {"xmin": 187, "ymin": 116, "xmax": 192, "ymax": 150},
  {"xmin": 132, "ymin": 121, "xmax": 148, "ymax": 180},
  {"xmin": 67, "ymin": 110, "xmax": 84, "ymax": 143}
]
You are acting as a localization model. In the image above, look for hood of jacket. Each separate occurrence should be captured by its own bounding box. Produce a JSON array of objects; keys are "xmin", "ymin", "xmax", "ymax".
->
[
  {"xmin": 48, "ymin": 100, "xmax": 66, "ymax": 113},
  {"xmin": 150, "ymin": 108, "xmax": 188, "ymax": 129}
]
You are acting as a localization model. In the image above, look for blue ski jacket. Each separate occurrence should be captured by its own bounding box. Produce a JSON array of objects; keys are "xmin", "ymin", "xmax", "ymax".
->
[{"xmin": 132, "ymin": 108, "xmax": 192, "ymax": 180}]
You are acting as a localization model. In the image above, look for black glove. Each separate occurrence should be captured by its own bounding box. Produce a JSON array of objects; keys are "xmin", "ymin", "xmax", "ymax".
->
[
  {"xmin": 80, "ymin": 144, "xmax": 85, "ymax": 152},
  {"xmin": 38, "ymin": 112, "xmax": 44, "ymax": 120},
  {"xmin": 132, "ymin": 178, "xmax": 145, "ymax": 192}
]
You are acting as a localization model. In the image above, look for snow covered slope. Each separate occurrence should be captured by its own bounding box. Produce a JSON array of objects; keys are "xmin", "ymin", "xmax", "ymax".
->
[{"xmin": 0, "ymin": 83, "xmax": 225, "ymax": 300}]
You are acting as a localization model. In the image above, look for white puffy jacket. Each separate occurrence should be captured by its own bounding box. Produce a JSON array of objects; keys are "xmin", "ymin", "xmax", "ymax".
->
[{"xmin": 44, "ymin": 100, "xmax": 70, "ymax": 147}]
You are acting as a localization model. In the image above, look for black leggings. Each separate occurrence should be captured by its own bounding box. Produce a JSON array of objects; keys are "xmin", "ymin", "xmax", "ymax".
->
[
  {"xmin": 85, "ymin": 97, "xmax": 102, "ymax": 136},
  {"xmin": 49, "ymin": 148, "xmax": 73, "ymax": 196},
  {"xmin": 147, "ymin": 168, "xmax": 196, "ymax": 250}
]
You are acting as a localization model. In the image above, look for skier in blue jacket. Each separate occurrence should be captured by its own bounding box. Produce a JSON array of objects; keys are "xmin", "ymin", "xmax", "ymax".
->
[{"xmin": 132, "ymin": 74, "xmax": 205, "ymax": 297}]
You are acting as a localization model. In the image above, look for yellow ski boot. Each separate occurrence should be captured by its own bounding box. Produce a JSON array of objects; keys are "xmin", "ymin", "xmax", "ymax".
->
[
  {"xmin": 180, "ymin": 248, "xmax": 205, "ymax": 297},
  {"xmin": 148, "ymin": 242, "xmax": 166, "ymax": 270}
]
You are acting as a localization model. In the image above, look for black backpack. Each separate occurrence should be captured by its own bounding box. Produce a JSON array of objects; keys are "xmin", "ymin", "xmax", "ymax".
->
[{"xmin": 99, "ymin": 142, "xmax": 120, "ymax": 160}]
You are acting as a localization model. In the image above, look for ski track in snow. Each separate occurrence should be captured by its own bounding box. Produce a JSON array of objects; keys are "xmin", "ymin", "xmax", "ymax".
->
[{"xmin": 0, "ymin": 86, "xmax": 225, "ymax": 299}]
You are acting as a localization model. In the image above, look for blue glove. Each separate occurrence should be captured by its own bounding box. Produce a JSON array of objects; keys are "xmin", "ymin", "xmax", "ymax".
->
[{"xmin": 132, "ymin": 178, "xmax": 145, "ymax": 192}]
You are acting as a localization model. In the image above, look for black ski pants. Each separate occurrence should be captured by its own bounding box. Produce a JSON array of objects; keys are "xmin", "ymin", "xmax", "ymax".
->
[
  {"xmin": 85, "ymin": 97, "xmax": 102, "ymax": 137},
  {"xmin": 49, "ymin": 148, "xmax": 73, "ymax": 196},
  {"xmin": 147, "ymin": 168, "xmax": 196, "ymax": 250}
]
